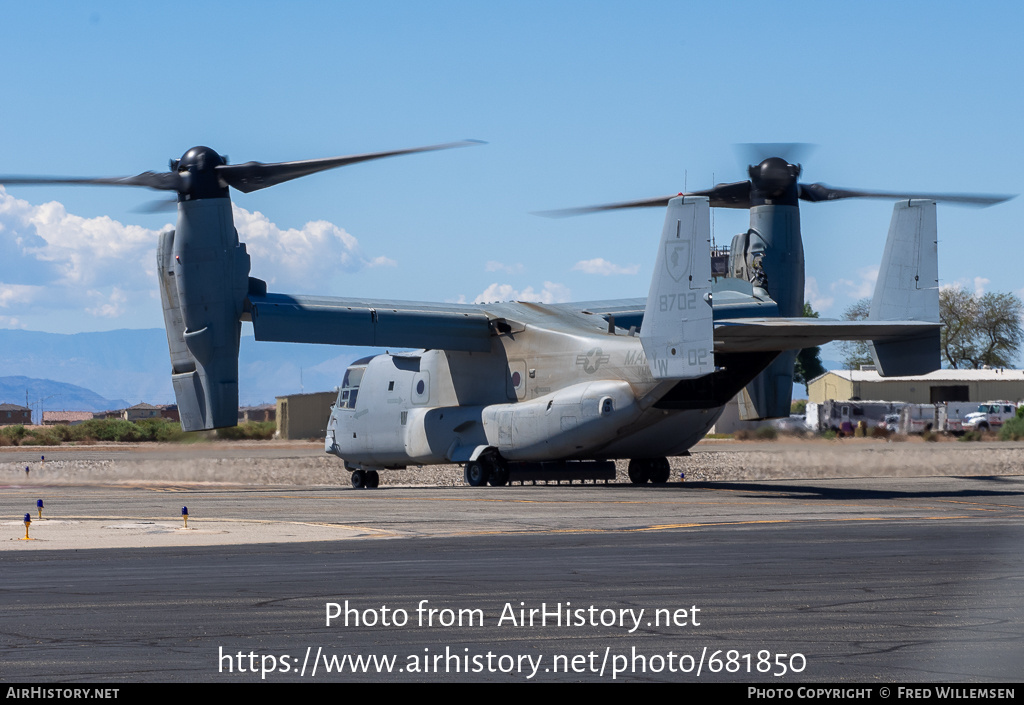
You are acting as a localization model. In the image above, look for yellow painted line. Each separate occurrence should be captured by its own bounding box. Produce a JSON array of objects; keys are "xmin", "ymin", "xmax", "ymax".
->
[
  {"xmin": 935, "ymin": 499, "xmax": 1023, "ymax": 510},
  {"xmin": 448, "ymin": 514, "xmax": 976, "ymax": 537}
]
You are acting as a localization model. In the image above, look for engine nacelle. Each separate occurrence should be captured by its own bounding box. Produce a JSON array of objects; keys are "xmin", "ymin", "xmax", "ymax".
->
[{"xmin": 157, "ymin": 198, "xmax": 250, "ymax": 431}]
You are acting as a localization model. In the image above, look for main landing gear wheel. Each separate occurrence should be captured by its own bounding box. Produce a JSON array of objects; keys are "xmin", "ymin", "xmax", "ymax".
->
[
  {"xmin": 350, "ymin": 470, "xmax": 379, "ymax": 489},
  {"xmin": 487, "ymin": 460, "xmax": 509, "ymax": 487},
  {"xmin": 464, "ymin": 460, "xmax": 490, "ymax": 487},
  {"xmin": 627, "ymin": 459, "xmax": 649, "ymax": 485},
  {"xmin": 648, "ymin": 458, "xmax": 671, "ymax": 484},
  {"xmin": 628, "ymin": 457, "xmax": 671, "ymax": 485}
]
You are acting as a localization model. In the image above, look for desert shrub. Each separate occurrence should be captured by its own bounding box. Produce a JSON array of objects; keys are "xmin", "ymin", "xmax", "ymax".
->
[
  {"xmin": 0, "ymin": 425, "xmax": 27, "ymax": 445},
  {"xmin": 51, "ymin": 425, "xmax": 76, "ymax": 442},
  {"xmin": 999, "ymin": 416, "xmax": 1024, "ymax": 441},
  {"xmin": 870, "ymin": 426, "xmax": 890, "ymax": 439},
  {"xmin": 922, "ymin": 429, "xmax": 939, "ymax": 442},
  {"xmin": 22, "ymin": 427, "xmax": 63, "ymax": 446},
  {"xmin": 755, "ymin": 425, "xmax": 778, "ymax": 440},
  {"xmin": 959, "ymin": 430, "xmax": 984, "ymax": 442},
  {"xmin": 134, "ymin": 417, "xmax": 188, "ymax": 442},
  {"xmin": 820, "ymin": 429, "xmax": 838, "ymax": 440},
  {"xmin": 72, "ymin": 418, "xmax": 142, "ymax": 442},
  {"xmin": 215, "ymin": 421, "xmax": 276, "ymax": 440}
]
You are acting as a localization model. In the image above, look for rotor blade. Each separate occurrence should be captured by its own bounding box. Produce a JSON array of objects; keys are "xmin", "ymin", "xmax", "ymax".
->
[
  {"xmin": 0, "ymin": 171, "xmax": 184, "ymax": 192},
  {"xmin": 535, "ymin": 181, "xmax": 753, "ymax": 217},
  {"xmin": 736, "ymin": 142, "xmax": 815, "ymax": 167},
  {"xmin": 534, "ymin": 194, "xmax": 680, "ymax": 218},
  {"xmin": 217, "ymin": 140, "xmax": 485, "ymax": 194},
  {"xmin": 132, "ymin": 197, "xmax": 179, "ymax": 213},
  {"xmin": 799, "ymin": 183, "xmax": 1014, "ymax": 207}
]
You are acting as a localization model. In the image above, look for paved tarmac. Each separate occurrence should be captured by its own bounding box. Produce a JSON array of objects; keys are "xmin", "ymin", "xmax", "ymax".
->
[{"xmin": 2, "ymin": 442, "xmax": 1023, "ymax": 683}]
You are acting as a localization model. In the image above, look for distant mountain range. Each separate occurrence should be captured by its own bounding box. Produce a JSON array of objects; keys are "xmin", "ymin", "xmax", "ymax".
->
[
  {"xmin": 0, "ymin": 328, "xmax": 382, "ymax": 410},
  {"xmin": 0, "ymin": 376, "xmax": 128, "ymax": 418}
]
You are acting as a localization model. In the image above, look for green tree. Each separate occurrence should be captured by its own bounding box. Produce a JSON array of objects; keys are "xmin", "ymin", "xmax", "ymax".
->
[
  {"xmin": 839, "ymin": 297, "xmax": 875, "ymax": 370},
  {"xmin": 793, "ymin": 302, "xmax": 827, "ymax": 391},
  {"xmin": 940, "ymin": 288, "xmax": 1024, "ymax": 368}
]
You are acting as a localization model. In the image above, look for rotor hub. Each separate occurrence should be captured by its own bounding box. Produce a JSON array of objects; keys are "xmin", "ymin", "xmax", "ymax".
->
[
  {"xmin": 175, "ymin": 146, "xmax": 229, "ymax": 201},
  {"xmin": 748, "ymin": 157, "xmax": 801, "ymax": 204}
]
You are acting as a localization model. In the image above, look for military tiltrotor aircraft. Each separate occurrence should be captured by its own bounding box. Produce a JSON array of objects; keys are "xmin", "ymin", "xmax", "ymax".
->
[{"xmin": 0, "ymin": 144, "xmax": 1011, "ymax": 488}]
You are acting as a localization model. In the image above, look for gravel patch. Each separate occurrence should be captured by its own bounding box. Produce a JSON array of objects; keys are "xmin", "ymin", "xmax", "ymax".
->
[{"xmin": 2, "ymin": 439, "xmax": 1021, "ymax": 487}]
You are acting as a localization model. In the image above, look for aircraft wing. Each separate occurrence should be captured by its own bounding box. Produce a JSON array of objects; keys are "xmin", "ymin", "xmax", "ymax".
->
[
  {"xmin": 712, "ymin": 318, "xmax": 940, "ymax": 353},
  {"xmin": 571, "ymin": 298, "xmax": 647, "ymax": 330},
  {"xmin": 247, "ymin": 292, "xmax": 493, "ymax": 352},
  {"xmin": 247, "ymin": 295, "xmax": 939, "ymax": 358},
  {"xmin": 572, "ymin": 298, "xmax": 647, "ymax": 317}
]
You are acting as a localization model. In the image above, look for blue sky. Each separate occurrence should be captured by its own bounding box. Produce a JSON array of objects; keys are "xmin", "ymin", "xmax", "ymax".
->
[{"xmin": 1, "ymin": 1, "xmax": 1021, "ymax": 366}]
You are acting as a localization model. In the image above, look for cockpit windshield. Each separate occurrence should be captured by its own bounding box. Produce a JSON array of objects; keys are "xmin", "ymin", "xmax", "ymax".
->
[{"xmin": 336, "ymin": 365, "xmax": 367, "ymax": 410}]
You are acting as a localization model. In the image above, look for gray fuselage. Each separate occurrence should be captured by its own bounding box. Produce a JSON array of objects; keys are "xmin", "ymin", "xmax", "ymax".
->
[{"xmin": 326, "ymin": 304, "xmax": 723, "ymax": 470}]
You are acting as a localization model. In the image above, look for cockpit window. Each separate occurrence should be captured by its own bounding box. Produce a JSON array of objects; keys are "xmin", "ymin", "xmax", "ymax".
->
[
  {"xmin": 337, "ymin": 365, "xmax": 367, "ymax": 410},
  {"xmin": 342, "ymin": 366, "xmax": 365, "ymax": 391}
]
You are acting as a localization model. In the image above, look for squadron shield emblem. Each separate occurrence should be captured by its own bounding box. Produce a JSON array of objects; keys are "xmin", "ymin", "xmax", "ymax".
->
[{"xmin": 664, "ymin": 240, "xmax": 691, "ymax": 282}]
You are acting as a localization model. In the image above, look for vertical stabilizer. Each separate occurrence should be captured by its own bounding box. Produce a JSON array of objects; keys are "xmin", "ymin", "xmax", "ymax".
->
[
  {"xmin": 868, "ymin": 199, "xmax": 940, "ymax": 375},
  {"xmin": 640, "ymin": 196, "xmax": 714, "ymax": 380}
]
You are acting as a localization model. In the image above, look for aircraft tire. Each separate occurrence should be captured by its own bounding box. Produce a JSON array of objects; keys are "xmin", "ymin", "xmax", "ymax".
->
[
  {"xmin": 488, "ymin": 462, "xmax": 509, "ymax": 487},
  {"xmin": 464, "ymin": 460, "xmax": 490, "ymax": 487},
  {"xmin": 649, "ymin": 458, "xmax": 671, "ymax": 484},
  {"xmin": 350, "ymin": 470, "xmax": 366, "ymax": 489},
  {"xmin": 627, "ymin": 459, "xmax": 650, "ymax": 485},
  {"xmin": 366, "ymin": 470, "xmax": 380, "ymax": 488}
]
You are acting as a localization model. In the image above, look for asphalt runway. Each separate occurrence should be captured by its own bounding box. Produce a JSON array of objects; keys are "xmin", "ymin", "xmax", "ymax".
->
[{"xmin": 2, "ymin": 444, "xmax": 1023, "ymax": 683}]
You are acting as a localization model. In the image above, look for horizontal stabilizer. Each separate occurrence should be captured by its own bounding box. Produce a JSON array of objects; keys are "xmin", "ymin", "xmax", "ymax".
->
[{"xmin": 714, "ymin": 318, "xmax": 940, "ymax": 353}]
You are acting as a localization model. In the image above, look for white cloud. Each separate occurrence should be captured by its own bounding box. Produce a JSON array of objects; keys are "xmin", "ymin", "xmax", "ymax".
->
[
  {"xmin": 85, "ymin": 287, "xmax": 128, "ymax": 318},
  {"xmin": 485, "ymin": 261, "xmax": 524, "ymax": 274},
  {"xmin": 474, "ymin": 281, "xmax": 571, "ymax": 304},
  {"xmin": 943, "ymin": 278, "xmax": 993, "ymax": 297},
  {"xmin": 0, "ymin": 283, "xmax": 39, "ymax": 308},
  {"xmin": 0, "ymin": 188, "xmax": 159, "ymax": 291},
  {"xmin": 572, "ymin": 258, "xmax": 640, "ymax": 276},
  {"xmin": 233, "ymin": 205, "xmax": 391, "ymax": 290},
  {"xmin": 804, "ymin": 276, "xmax": 834, "ymax": 313},
  {"xmin": 830, "ymin": 265, "xmax": 879, "ymax": 300},
  {"xmin": 0, "ymin": 188, "xmax": 396, "ymax": 327}
]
